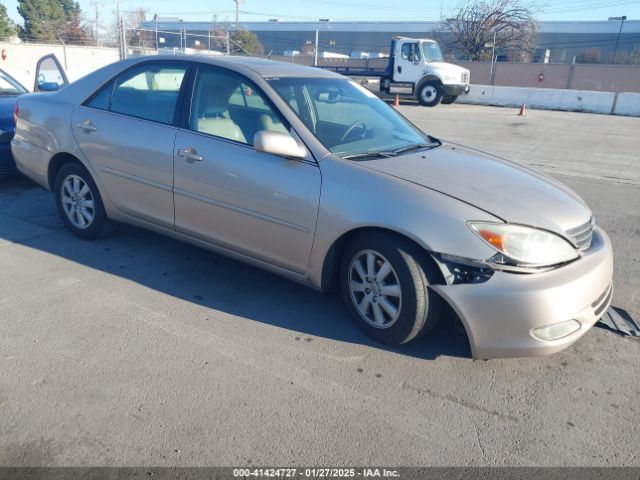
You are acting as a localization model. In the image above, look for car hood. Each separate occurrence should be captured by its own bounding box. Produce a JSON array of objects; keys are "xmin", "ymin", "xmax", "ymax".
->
[{"xmin": 360, "ymin": 142, "xmax": 592, "ymax": 236}]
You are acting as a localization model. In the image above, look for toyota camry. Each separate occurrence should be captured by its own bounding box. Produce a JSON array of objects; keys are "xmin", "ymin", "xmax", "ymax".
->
[{"xmin": 11, "ymin": 55, "xmax": 613, "ymax": 358}]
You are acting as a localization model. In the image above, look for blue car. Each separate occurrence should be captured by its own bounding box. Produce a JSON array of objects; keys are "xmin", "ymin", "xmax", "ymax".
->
[
  {"xmin": 0, "ymin": 68, "xmax": 28, "ymax": 177},
  {"xmin": 0, "ymin": 54, "xmax": 68, "ymax": 177}
]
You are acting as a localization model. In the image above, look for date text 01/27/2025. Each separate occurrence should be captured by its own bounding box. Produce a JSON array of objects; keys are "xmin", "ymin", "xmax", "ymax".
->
[{"xmin": 233, "ymin": 468, "xmax": 400, "ymax": 478}]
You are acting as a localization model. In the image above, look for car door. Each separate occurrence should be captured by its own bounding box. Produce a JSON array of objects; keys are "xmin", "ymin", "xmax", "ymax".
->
[
  {"xmin": 34, "ymin": 54, "xmax": 69, "ymax": 92},
  {"xmin": 173, "ymin": 65, "xmax": 321, "ymax": 274},
  {"xmin": 71, "ymin": 61, "xmax": 190, "ymax": 229},
  {"xmin": 394, "ymin": 41, "xmax": 424, "ymax": 84}
]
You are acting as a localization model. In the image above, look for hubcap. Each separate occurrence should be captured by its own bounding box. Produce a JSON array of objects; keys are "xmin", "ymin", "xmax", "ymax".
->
[
  {"xmin": 61, "ymin": 174, "xmax": 95, "ymax": 229},
  {"xmin": 348, "ymin": 249, "xmax": 402, "ymax": 329},
  {"xmin": 421, "ymin": 85, "xmax": 437, "ymax": 102}
]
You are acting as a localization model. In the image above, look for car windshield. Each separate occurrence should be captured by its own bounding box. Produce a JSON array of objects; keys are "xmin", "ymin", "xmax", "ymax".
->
[
  {"xmin": 0, "ymin": 70, "xmax": 27, "ymax": 95},
  {"xmin": 267, "ymin": 77, "xmax": 435, "ymax": 159},
  {"xmin": 422, "ymin": 42, "xmax": 444, "ymax": 62}
]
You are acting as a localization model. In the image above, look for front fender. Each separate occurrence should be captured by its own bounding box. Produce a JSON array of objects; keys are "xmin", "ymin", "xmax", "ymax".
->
[{"xmin": 307, "ymin": 157, "xmax": 500, "ymax": 289}]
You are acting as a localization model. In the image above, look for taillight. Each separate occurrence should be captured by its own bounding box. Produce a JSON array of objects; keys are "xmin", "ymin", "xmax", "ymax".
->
[{"xmin": 13, "ymin": 103, "xmax": 19, "ymax": 124}]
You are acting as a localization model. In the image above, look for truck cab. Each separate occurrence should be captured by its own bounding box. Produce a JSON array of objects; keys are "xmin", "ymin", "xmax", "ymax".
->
[
  {"xmin": 382, "ymin": 37, "xmax": 470, "ymax": 106},
  {"xmin": 321, "ymin": 36, "xmax": 470, "ymax": 107}
]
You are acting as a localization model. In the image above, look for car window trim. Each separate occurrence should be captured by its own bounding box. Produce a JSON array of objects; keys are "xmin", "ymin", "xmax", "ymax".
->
[
  {"xmin": 82, "ymin": 59, "xmax": 193, "ymax": 128},
  {"xmin": 175, "ymin": 63, "xmax": 316, "ymax": 166},
  {"xmin": 34, "ymin": 54, "xmax": 69, "ymax": 92},
  {"xmin": 178, "ymin": 63, "xmax": 315, "ymax": 164},
  {"xmin": 182, "ymin": 63, "xmax": 292, "ymax": 134}
]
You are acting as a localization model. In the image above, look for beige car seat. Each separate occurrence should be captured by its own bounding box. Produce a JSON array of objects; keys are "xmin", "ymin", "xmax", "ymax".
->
[
  {"xmin": 193, "ymin": 77, "xmax": 247, "ymax": 143},
  {"xmin": 259, "ymin": 113, "xmax": 288, "ymax": 134}
]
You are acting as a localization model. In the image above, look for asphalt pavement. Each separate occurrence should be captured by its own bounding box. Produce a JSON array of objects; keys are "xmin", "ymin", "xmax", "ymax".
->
[{"xmin": 0, "ymin": 104, "xmax": 638, "ymax": 467}]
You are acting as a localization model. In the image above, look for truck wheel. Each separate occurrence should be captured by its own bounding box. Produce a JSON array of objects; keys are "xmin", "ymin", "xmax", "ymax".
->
[
  {"xmin": 441, "ymin": 95, "xmax": 458, "ymax": 105},
  {"xmin": 339, "ymin": 231, "xmax": 443, "ymax": 346},
  {"xmin": 417, "ymin": 83, "xmax": 442, "ymax": 107}
]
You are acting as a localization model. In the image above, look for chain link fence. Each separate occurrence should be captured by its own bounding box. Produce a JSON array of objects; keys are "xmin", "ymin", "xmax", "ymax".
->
[{"xmin": 122, "ymin": 27, "xmax": 231, "ymax": 58}]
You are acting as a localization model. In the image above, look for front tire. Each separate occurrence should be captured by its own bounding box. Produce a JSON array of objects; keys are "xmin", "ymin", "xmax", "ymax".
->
[
  {"xmin": 417, "ymin": 82, "xmax": 442, "ymax": 107},
  {"xmin": 441, "ymin": 95, "xmax": 458, "ymax": 105},
  {"xmin": 339, "ymin": 232, "xmax": 443, "ymax": 346},
  {"xmin": 54, "ymin": 162, "xmax": 109, "ymax": 240}
]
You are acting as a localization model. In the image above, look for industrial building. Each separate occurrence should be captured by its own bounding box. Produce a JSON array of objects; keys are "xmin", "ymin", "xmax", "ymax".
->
[{"xmin": 140, "ymin": 18, "xmax": 640, "ymax": 63}]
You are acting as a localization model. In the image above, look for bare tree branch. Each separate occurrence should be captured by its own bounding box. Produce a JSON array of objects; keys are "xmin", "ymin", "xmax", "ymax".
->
[{"xmin": 442, "ymin": 0, "xmax": 538, "ymax": 61}]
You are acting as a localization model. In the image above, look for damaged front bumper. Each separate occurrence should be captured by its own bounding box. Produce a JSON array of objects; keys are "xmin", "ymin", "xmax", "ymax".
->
[{"xmin": 430, "ymin": 226, "xmax": 614, "ymax": 359}]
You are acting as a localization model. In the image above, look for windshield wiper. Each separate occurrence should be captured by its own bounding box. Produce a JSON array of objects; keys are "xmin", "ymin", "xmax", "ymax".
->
[
  {"xmin": 341, "ymin": 151, "xmax": 395, "ymax": 160},
  {"xmin": 341, "ymin": 140, "xmax": 440, "ymax": 160},
  {"xmin": 387, "ymin": 141, "xmax": 440, "ymax": 156}
]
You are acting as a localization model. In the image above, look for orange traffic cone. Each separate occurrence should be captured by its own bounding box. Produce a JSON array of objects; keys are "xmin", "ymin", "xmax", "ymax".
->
[
  {"xmin": 393, "ymin": 94, "xmax": 400, "ymax": 107},
  {"xmin": 517, "ymin": 102, "xmax": 526, "ymax": 116}
]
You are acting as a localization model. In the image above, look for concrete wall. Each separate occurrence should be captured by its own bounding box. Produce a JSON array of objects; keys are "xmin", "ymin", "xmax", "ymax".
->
[
  {"xmin": 459, "ymin": 84, "xmax": 640, "ymax": 117},
  {"xmin": 0, "ymin": 43, "xmax": 636, "ymax": 116},
  {"xmin": 455, "ymin": 61, "xmax": 640, "ymax": 93},
  {"xmin": 613, "ymin": 93, "xmax": 640, "ymax": 117},
  {"xmin": 0, "ymin": 42, "xmax": 119, "ymax": 91},
  {"xmin": 272, "ymin": 56, "xmax": 640, "ymax": 94}
]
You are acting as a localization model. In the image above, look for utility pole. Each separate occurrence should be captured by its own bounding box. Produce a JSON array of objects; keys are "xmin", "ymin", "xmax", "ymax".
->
[
  {"xmin": 154, "ymin": 14, "xmax": 158, "ymax": 53},
  {"xmin": 608, "ymin": 15, "xmax": 627, "ymax": 63},
  {"xmin": 120, "ymin": 18, "xmax": 127, "ymax": 59},
  {"xmin": 313, "ymin": 29, "xmax": 319, "ymax": 66},
  {"xmin": 115, "ymin": 0, "xmax": 123, "ymax": 59},
  {"xmin": 234, "ymin": 0, "xmax": 244, "ymax": 29},
  {"xmin": 90, "ymin": 0, "xmax": 100, "ymax": 46},
  {"xmin": 490, "ymin": 30, "xmax": 496, "ymax": 77}
]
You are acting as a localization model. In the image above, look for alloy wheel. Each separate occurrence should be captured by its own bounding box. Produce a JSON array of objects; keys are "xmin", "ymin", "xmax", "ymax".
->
[
  {"xmin": 61, "ymin": 174, "xmax": 95, "ymax": 229},
  {"xmin": 348, "ymin": 249, "xmax": 402, "ymax": 329}
]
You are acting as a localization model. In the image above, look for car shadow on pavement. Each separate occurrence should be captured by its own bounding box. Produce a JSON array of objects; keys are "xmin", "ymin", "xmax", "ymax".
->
[{"xmin": 0, "ymin": 176, "xmax": 472, "ymax": 361}]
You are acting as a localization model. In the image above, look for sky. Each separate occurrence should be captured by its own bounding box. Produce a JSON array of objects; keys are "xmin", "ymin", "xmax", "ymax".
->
[{"xmin": 3, "ymin": 0, "xmax": 639, "ymax": 27}]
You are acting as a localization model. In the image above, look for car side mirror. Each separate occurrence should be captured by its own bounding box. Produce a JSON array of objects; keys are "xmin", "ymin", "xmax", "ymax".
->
[
  {"xmin": 254, "ymin": 131, "xmax": 307, "ymax": 159},
  {"xmin": 37, "ymin": 82, "xmax": 60, "ymax": 92}
]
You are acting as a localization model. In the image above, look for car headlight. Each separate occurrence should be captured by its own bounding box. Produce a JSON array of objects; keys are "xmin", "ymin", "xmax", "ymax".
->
[{"xmin": 468, "ymin": 222, "xmax": 579, "ymax": 269}]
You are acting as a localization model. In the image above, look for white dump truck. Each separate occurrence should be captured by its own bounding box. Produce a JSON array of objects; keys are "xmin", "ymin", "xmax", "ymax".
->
[{"xmin": 325, "ymin": 37, "xmax": 470, "ymax": 107}]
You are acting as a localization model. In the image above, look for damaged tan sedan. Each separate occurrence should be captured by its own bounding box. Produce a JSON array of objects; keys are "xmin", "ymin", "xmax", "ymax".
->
[{"xmin": 12, "ymin": 56, "xmax": 613, "ymax": 358}]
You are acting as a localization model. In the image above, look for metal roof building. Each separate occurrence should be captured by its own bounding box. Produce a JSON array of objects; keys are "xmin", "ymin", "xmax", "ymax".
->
[{"xmin": 141, "ymin": 19, "xmax": 640, "ymax": 63}]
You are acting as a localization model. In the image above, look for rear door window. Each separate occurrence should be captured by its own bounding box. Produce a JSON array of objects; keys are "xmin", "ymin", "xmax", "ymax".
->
[{"xmin": 105, "ymin": 64, "xmax": 188, "ymax": 125}]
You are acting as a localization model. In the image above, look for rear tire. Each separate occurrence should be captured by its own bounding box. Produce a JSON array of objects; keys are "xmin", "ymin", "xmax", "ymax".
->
[
  {"xmin": 417, "ymin": 82, "xmax": 442, "ymax": 107},
  {"xmin": 339, "ymin": 231, "xmax": 442, "ymax": 346},
  {"xmin": 441, "ymin": 95, "xmax": 458, "ymax": 105},
  {"xmin": 54, "ymin": 162, "xmax": 110, "ymax": 240}
]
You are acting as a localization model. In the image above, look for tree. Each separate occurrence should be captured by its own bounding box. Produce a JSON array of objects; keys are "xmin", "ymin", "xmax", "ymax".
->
[
  {"xmin": 610, "ymin": 46, "xmax": 640, "ymax": 66},
  {"xmin": 442, "ymin": 0, "xmax": 537, "ymax": 61},
  {"xmin": 0, "ymin": 2, "xmax": 16, "ymax": 39},
  {"xmin": 18, "ymin": 0, "xmax": 65, "ymax": 43},
  {"xmin": 576, "ymin": 47, "xmax": 601, "ymax": 64},
  {"xmin": 229, "ymin": 29, "xmax": 264, "ymax": 56},
  {"xmin": 60, "ymin": 0, "xmax": 93, "ymax": 45},
  {"xmin": 124, "ymin": 8, "xmax": 154, "ymax": 49}
]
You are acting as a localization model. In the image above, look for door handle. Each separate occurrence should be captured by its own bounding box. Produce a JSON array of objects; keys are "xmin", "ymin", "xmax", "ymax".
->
[
  {"xmin": 76, "ymin": 121, "xmax": 97, "ymax": 133},
  {"xmin": 177, "ymin": 148, "xmax": 204, "ymax": 163}
]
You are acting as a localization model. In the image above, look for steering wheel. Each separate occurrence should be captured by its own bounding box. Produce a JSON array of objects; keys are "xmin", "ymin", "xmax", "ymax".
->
[{"xmin": 339, "ymin": 120, "xmax": 367, "ymax": 143}]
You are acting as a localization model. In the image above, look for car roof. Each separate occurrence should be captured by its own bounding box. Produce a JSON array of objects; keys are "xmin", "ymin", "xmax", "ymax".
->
[{"xmin": 128, "ymin": 54, "xmax": 343, "ymax": 79}]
